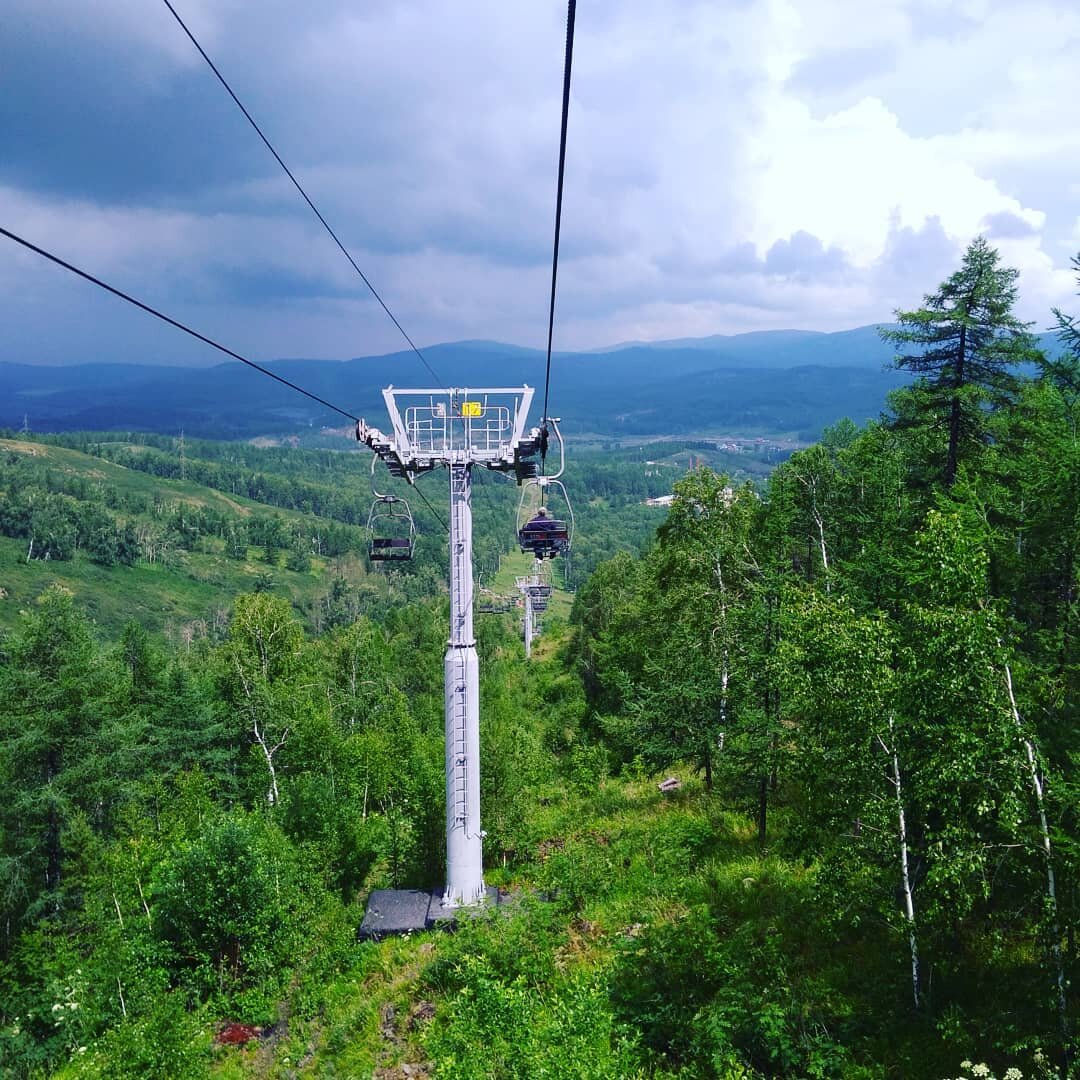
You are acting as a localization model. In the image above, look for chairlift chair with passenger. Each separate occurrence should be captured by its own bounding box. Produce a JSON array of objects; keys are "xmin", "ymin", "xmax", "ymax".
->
[{"xmin": 517, "ymin": 419, "xmax": 574, "ymax": 559}]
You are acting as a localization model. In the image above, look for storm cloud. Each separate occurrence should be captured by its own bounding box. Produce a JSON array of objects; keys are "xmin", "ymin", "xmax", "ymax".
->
[{"xmin": 0, "ymin": 0, "xmax": 1077, "ymax": 366}]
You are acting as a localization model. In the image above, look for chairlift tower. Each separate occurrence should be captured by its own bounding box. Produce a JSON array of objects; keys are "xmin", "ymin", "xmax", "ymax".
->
[
  {"xmin": 357, "ymin": 386, "xmax": 543, "ymax": 906},
  {"xmin": 515, "ymin": 560, "xmax": 552, "ymax": 659},
  {"xmin": 516, "ymin": 571, "xmax": 535, "ymax": 658}
]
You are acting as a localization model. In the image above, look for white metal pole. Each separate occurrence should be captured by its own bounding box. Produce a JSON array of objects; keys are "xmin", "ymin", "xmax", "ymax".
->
[
  {"xmin": 443, "ymin": 459, "xmax": 484, "ymax": 906},
  {"xmin": 523, "ymin": 589, "xmax": 533, "ymax": 658}
]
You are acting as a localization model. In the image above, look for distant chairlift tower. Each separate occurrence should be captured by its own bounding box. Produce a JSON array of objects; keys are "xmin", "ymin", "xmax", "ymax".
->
[
  {"xmin": 357, "ymin": 386, "xmax": 543, "ymax": 906},
  {"xmin": 516, "ymin": 571, "xmax": 535, "ymax": 659},
  {"xmin": 516, "ymin": 561, "xmax": 551, "ymax": 659}
]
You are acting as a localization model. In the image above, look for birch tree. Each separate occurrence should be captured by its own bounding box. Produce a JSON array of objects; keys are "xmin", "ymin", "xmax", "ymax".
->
[
  {"xmin": 219, "ymin": 593, "xmax": 306, "ymax": 807},
  {"xmin": 779, "ymin": 591, "xmax": 922, "ymax": 1005},
  {"xmin": 630, "ymin": 472, "xmax": 774, "ymax": 804}
]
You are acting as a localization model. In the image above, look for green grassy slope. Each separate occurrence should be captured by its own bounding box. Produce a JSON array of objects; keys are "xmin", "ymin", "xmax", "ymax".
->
[
  {"xmin": 170, "ymin": 738, "xmax": 944, "ymax": 1078},
  {"xmin": 0, "ymin": 534, "xmax": 366, "ymax": 641},
  {"xmin": 1, "ymin": 437, "xmax": 335, "ymax": 521},
  {"xmin": 0, "ymin": 437, "xmax": 377, "ymax": 639}
]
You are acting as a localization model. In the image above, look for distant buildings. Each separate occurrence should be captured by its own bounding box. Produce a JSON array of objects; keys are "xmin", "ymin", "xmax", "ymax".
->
[{"xmin": 645, "ymin": 487, "xmax": 734, "ymax": 508}]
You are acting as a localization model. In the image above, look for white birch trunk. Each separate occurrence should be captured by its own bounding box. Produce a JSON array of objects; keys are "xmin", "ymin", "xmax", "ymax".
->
[
  {"xmin": 252, "ymin": 715, "xmax": 286, "ymax": 806},
  {"xmin": 233, "ymin": 655, "xmax": 287, "ymax": 807},
  {"xmin": 879, "ymin": 718, "xmax": 920, "ymax": 1008},
  {"xmin": 813, "ymin": 508, "xmax": 830, "ymax": 592},
  {"xmin": 1003, "ymin": 660, "xmax": 1067, "ymax": 1036},
  {"xmin": 795, "ymin": 471, "xmax": 830, "ymax": 591},
  {"xmin": 714, "ymin": 558, "xmax": 730, "ymax": 730}
]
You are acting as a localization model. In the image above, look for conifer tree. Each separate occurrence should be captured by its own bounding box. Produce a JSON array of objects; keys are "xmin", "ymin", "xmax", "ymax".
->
[{"xmin": 881, "ymin": 235, "xmax": 1038, "ymax": 486}]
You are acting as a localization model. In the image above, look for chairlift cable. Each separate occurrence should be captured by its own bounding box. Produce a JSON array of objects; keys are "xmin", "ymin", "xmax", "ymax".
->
[
  {"xmin": 540, "ymin": 0, "xmax": 577, "ymax": 471},
  {"xmin": 0, "ymin": 225, "xmax": 361, "ymax": 423},
  {"xmin": 3, "ymin": 223, "xmax": 451, "ymax": 536},
  {"xmin": 412, "ymin": 477, "xmax": 449, "ymax": 533},
  {"xmin": 160, "ymin": 0, "xmax": 446, "ymax": 389}
]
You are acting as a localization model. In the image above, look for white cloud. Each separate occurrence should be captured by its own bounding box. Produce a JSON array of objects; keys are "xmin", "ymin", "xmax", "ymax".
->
[
  {"xmin": 1, "ymin": 0, "xmax": 1078, "ymax": 363},
  {"xmin": 747, "ymin": 94, "xmax": 1045, "ymax": 264}
]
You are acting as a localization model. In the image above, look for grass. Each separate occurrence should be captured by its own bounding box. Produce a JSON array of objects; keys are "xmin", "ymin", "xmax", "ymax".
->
[
  {"xmin": 0, "ymin": 534, "xmax": 371, "ymax": 640},
  {"xmin": 1, "ymin": 437, "xmax": 324, "ymax": 521},
  {"xmin": 488, "ymin": 550, "xmax": 573, "ymax": 623},
  {"xmin": 0, "ymin": 437, "xmax": 380, "ymax": 639},
  {"xmin": 197, "ymin": 759, "xmax": 776, "ymax": 1078}
]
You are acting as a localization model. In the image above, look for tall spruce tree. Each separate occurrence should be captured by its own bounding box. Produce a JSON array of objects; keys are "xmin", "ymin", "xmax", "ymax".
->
[
  {"xmin": 1045, "ymin": 252, "xmax": 1080, "ymax": 418},
  {"xmin": 881, "ymin": 235, "xmax": 1038, "ymax": 486}
]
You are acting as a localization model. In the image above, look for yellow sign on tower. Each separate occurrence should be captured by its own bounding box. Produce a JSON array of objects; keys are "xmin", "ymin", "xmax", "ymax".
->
[{"xmin": 460, "ymin": 401, "xmax": 483, "ymax": 417}]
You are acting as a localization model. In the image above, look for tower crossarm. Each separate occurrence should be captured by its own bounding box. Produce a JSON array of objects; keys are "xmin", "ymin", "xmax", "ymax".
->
[
  {"xmin": 358, "ymin": 386, "xmax": 543, "ymax": 482},
  {"xmin": 356, "ymin": 418, "xmax": 438, "ymax": 480}
]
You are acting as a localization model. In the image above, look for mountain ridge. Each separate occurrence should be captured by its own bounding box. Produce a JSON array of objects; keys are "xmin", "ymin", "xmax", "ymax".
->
[{"xmin": 1, "ymin": 325, "xmax": 1060, "ymax": 441}]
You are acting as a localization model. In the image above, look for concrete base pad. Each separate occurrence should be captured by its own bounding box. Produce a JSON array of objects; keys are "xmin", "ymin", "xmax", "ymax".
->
[
  {"xmin": 359, "ymin": 886, "xmax": 506, "ymax": 940},
  {"xmin": 426, "ymin": 885, "xmax": 502, "ymax": 928}
]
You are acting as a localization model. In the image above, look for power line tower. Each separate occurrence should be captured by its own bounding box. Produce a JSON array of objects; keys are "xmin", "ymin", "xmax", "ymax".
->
[{"xmin": 357, "ymin": 386, "xmax": 543, "ymax": 907}]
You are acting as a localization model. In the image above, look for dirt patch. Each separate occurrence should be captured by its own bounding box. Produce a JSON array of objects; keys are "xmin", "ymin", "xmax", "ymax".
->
[
  {"xmin": 407, "ymin": 1001, "xmax": 436, "ymax": 1030},
  {"xmin": 374, "ymin": 1064, "xmax": 433, "ymax": 1079},
  {"xmin": 0, "ymin": 439, "xmax": 45, "ymax": 456},
  {"xmin": 217, "ymin": 494, "xmax": 252, "ymax": 516},
  {"xmin": 538, "ymin": 836, "xmax": 566, "ymax": 861}
]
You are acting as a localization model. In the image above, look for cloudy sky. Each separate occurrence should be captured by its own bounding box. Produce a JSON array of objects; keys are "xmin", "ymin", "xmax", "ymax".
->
[{"xmin": 1, "ymin": 0, "xmax": 1078, "ymax": 366}]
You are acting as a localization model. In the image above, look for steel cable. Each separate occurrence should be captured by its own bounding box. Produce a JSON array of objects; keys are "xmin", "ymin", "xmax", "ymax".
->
[
  {"xmin": 160, "ymin": 0, "xmax": 445, "ymax": 389},
  {"xmin": 540, "ymin": 0, "xmax": 577, "ymax": 461},
  {"xmin": 0, "ymin": 225, "xmax": 360, "ymax": 423}
]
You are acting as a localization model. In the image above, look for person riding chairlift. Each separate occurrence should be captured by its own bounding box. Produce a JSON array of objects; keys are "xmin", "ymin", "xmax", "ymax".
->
[
  {"xmin": 519, "ymin": 505, "xmax": 569, "ymax": 558},
  {"xmin": 527, "ymin": 506, "xmax": 556, "ymax": 530}
]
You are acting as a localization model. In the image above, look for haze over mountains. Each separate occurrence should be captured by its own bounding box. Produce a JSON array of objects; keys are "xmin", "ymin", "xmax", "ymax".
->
[{"xmin": 0, "ymin": 325, "xmax": 1058, "ymax": 441}]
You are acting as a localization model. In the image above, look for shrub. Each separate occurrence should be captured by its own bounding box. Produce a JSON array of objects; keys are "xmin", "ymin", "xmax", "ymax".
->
[{"xmin": 151, "ymin": 813, "xmax": 305, "ymax": 1017}]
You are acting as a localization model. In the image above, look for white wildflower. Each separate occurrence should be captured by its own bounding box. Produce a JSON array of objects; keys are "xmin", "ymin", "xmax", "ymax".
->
[
  {"xmin": 961, "ymin": 1063, "xmax": 974, "ymax": 1072},
  {"xmin": 1004, "ymin": 1069, "xmax": 1022, "ymax": 1080},
  {"xmin": 972, "ymin": 1066, "xmax": 990, "ymax": 1079}
]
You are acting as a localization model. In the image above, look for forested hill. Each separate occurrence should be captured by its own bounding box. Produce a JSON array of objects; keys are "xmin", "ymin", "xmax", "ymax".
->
[
  {"xmin": 3, "ymin": 247, "xmax": 1080, "ymax": 1079},
  {"xmin": 1, "ymin": 430, "xmax": 743, "ymax": 636},
  {"xmin": 5, "ymin": 323, "xmax": 1042, "ymax": 441}
]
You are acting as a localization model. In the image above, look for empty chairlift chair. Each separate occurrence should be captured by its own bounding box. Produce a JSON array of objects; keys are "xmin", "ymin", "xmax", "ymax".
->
[
  {"xmin": 477, "ymin": 591, "xmax": 512, "ymax": 615},
  {"xmin": 368, "ymin": 496, "xmax": 415, "ymax": 561},
  {"xmin": 367, "ymin": 454, "xmax": 416, "ymax": 562},
  {"xmin": 526, "ymin": 584, "xmax": 550, "ymax": 613}
]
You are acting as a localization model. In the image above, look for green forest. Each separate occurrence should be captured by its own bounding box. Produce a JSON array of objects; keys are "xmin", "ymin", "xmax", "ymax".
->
[{"xmin": 2, "ymin": 240, "xmax": 1080, "ymax": 1078}]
